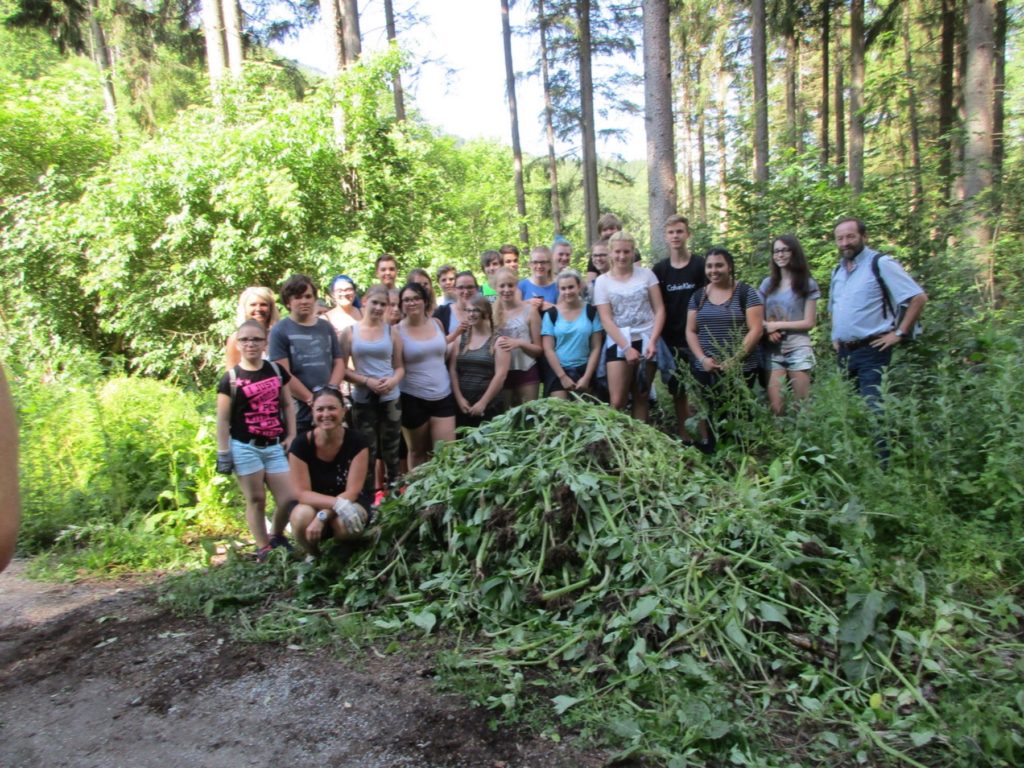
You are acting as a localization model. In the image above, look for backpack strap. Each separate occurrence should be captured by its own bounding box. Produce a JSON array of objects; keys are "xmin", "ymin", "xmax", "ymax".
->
[
  {"xmin": 267, "ymin": 359, "xmax": 283, "ymax": 382},
  {"xmin": 434, "ymin": 304, "xmax": 452, "ymax": 332},
  {"xmin": 545, "ymin": 306, "xmax": 559, "ymax": 324},
  {"xmin": 871, "ymin": 253, "xmax": 896, "ymax": 320},
  {"xmin": 831, "ymin": 255, "xmax": 896, "ymax": 319},
  {"xmin": 231, "ymin": 362, "xmax": 288, "ymax": 429},
  {"xmin": 695, "ymin": 287, "xmax": 708, "ymax": 311},
  {"xmin": 585, "ymin": 304, "xmax": 597, "ymax": 322}
]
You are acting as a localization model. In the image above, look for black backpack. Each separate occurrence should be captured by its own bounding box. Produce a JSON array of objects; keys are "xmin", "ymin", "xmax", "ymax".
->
[{"xmin": 544, "ymin": 304, "xmax": 599, "ymax": 325}]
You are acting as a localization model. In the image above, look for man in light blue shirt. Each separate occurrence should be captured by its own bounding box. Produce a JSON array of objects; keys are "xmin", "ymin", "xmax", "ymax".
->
[{"xmin": 829, "ymin": 217, "xmax": 927, "ymax": 406}]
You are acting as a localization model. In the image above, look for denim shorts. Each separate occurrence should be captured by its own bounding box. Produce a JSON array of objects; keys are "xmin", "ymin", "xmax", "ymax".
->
[
  {"xmin": 768, "ymin": 346, "xmax": 816, "ymax": 372},
  {"xmin": 231, "ymin": 438, "xmax": 290, "ymax": 476}
]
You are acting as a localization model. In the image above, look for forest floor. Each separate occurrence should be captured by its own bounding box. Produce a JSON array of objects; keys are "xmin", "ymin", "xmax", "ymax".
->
[{"xmin": 0, "ymin": 560, "xmax": 614, "ymax": 768}]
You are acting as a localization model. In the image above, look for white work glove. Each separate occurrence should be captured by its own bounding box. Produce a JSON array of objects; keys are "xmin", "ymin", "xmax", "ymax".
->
[{"xmin": 333, "ymin": 497, "xmax": 366, "ymax": 535}]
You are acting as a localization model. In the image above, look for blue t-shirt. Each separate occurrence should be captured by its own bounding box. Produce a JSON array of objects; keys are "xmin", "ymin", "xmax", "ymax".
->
[
  {"xmin": 541, "ymin": 306, "xmax": 603, "ymax": 369},
  {"xmin": 519, "ymin": 278, "xmax": 559, "ymax": 306}
]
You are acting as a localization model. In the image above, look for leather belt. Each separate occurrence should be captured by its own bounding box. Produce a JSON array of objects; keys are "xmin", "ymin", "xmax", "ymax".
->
[{"xmin": 837, "ymin": 333, "xmax": 883, "ymax": 351}]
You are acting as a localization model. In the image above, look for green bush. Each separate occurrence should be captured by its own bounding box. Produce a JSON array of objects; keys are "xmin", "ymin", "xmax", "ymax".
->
[{"xmin": 13, "ymin": 367, "xmax": 243, "ymax": 556}]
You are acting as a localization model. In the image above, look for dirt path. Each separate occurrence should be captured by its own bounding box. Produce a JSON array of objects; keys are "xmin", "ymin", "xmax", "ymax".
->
[{"xmin": 0, "ymin": 561, "xmax": 611, "ymax": 768}]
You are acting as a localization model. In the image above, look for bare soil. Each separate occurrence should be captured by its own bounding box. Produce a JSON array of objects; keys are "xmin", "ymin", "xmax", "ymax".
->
[{"xmin": 0, "ymin": 560, "xmax": 612, "ymax": 768}]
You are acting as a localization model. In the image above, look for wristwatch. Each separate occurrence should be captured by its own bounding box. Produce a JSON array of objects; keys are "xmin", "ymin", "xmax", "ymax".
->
[
  {"xmin": 894, "ymin": 329, "xmax": 906, "ymax": 339},
  {"xmin": 316, "ymin": 509, "xmax": 331, "ymax": 523}
]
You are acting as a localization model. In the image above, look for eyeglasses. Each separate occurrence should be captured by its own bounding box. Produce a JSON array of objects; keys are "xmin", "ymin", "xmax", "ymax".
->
[
  {"xmin": 237, "ymin": 337, "xmax": 266, "ymax": 344},
  {"xmin": 772, "ymin": 248, "xmax": 792, "ymax": 255}
]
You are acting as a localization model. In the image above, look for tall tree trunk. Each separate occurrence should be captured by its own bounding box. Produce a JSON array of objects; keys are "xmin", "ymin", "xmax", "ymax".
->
[
  {"xmin": 222, "ymin": 0, "xmax": 244, "ymax": 76},
  {"xmin": 937, "ymin": 0, "xmax": 957, "ymax": 189},
  {"xmin": 694, "ymin": 55, "xmax": 707, "ymax": 224},
  {"xmin": 785, "ymin": 26, "xmax": 799, "ymax": 152},
  {"xmin": 751, "ymin": 0, "xmax": 769, "ymax": 183},
  {"xmin": 501, "ymin": 0, "xmax": 529, "ymax": 244},
  {"xmin": 538, "ymin": 0, "xmax": 562, "ymax": 234},
  {"xmin": 954, "ymin": 2, "xmax": 968, "ymax": 200},
  {"xmin": 678, "ymin": 42, "xmax": 695, "ymax": 220},
  {"xmin": 383, "ymin": 0, "xmax": 406, "ymax": 120},
  {"xmin": 849, "ymin": 0, "xmax": 865, "ymax": 195},
  {"xmin": 715, "ymin": 0, "xmax": 729, "ymax": 232},
  {"xmin": 320, "ymin": 0, "xmax": 347, "ymax": 143},
  {"xmin": 902, "ymin": 2, "xmax": 923, "ymax": 211},
  {"xmin": 820, "ymin": 0, "xmax": 830, "ymax": 169},
  {"xmin": 963, "ymin": 0, "xmax": 995, "ymax": 290},
  {"xmin": 697, "ymin": 61, "xmax": 707, "ymax": 224},
  {"xmin": 642, "ymin": 0, "xmax": 676, "ymax": 259},
  {"xmin": 992, "ymin": 0, "xmax": 1006, "ymax": 189},
  {"xmin": 577, "ymin": 0, "xmax": 600, "ymax": 247},
  {"xmin": 834, "ymin": 10, "xmax": 845, "ymax": 185},
  {"xmin": 87, "ymin": 0, "xmax": 117, "ymax": 132},
  {"xmin": 320, "ymin": 0, "xmax": 345, "ymax": 74},
  {"xmin": 340, "ymin": 0, "xmax": 361, "ymax": 64},
  {"xmin": 202, "ymin": 0, "xmax": 227, "ymax": 89},
  {"xmin": 716, "ymin": 63, "xmax": 729, "ymax": 233},
  {"xmin": 796, "ymin": 37, "xmax": 805, "ymax": 154}
]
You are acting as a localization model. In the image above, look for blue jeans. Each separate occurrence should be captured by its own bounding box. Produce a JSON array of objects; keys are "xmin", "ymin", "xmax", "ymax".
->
[{"xmin": 837, "ymin": 344, "xmax": 891, "ymax": 411}]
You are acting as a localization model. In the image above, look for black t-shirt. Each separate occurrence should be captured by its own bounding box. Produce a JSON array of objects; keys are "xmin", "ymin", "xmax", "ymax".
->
[
  {"xmin": 217, "ymin": 361, "xmax": 292, "ymax": 442},
  {"xmin": 653, "ymin": 255, "xmax": 706, "ymax": 347},
  {"xmin": 289, "ymin": 428, "xmax": 371, "ymax": 509}
]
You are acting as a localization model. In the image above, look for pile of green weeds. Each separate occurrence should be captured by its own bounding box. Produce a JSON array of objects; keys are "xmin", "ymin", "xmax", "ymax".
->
[
  {"xmin": 325, "ymin": 398, "xmax": 1020, "ymax": 765},
  {"xmin": 167, "ymin": 398, "xmax": 1023, "ymax": 765}
]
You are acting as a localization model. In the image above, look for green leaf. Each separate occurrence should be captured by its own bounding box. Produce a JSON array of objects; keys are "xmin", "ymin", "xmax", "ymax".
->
[
  {"xmin": 724, "ymin": 617, "xmax": 748, "ymax": 651},
  {"xmin": 609, "ymin": 718, "xmax": 642, "ymax": 739},
  {"xmin": 627, "ymin": 636, "xmax": 648, "ymax": 674},
  {"xmin": 910, "ymin": 730, "xmax": 935, "ymax": 747},
  {"xmin": 409, "ymin": 609, "xmax": 437, "ymax": 634},
  {"xmin": 629, "ymin": 595, "xmax": 660, "ymax": 623},
  {"xmin": 839, "ymin": 590, "xmax": 887, "ymax": 647},
  {"xmin": 552, "ymin": 695, "xmax": 582, "ymax": 715},
  {"xmin": 756, "ymin": 601, "xmax": 791, "ymax": 628}
]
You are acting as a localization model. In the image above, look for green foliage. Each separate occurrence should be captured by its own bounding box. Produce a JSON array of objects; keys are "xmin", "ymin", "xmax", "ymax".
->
[
  {"xmin": 0, "ymin": 57, "xmax": 115, "ymax": 198},
  {"xmin": 10, "ymin": 361, "xmax": 243, "ymax": 559},
  {"xmin": 0, "ymin": 50, "xmax": 554, "ymax": 384}
]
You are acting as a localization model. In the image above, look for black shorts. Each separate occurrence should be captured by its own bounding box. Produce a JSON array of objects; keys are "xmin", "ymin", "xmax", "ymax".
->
[
  {"xmin": 545, "ymin": 364, "xmax": 588, "ymax": 394},
  {"xmin": 400, "ymin": 392, "xmax": 456, "ymax": 430},
  {"xmin": 604, "ymin": 339, "xmax": 644, "ymax": 364}
]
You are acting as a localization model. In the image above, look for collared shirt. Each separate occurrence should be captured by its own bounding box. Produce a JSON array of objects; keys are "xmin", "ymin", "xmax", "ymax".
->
[{"xmin": 829, "ymin": 246, "xmax": 924, "ymax": 343}]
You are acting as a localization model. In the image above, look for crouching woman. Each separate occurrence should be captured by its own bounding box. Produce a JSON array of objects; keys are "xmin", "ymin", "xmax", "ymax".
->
[{"xmin": 288, "ymin": 386, "xmax": 373, "ymax": 555}]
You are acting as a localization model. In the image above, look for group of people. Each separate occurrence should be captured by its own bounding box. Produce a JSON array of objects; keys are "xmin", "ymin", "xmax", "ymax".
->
[{"xmin": 215, "ymin": 214, "xmax": 927, "ymax": 559}]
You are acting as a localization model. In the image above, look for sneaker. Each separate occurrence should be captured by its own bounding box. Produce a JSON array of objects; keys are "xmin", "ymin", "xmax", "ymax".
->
[
  {"xmin": 268, "ymin": 533, "xmax": 293, "ymax": 552},
  {"xmin": 255, "ymin": 544, "xmax": 274, "ymax": 563}
]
